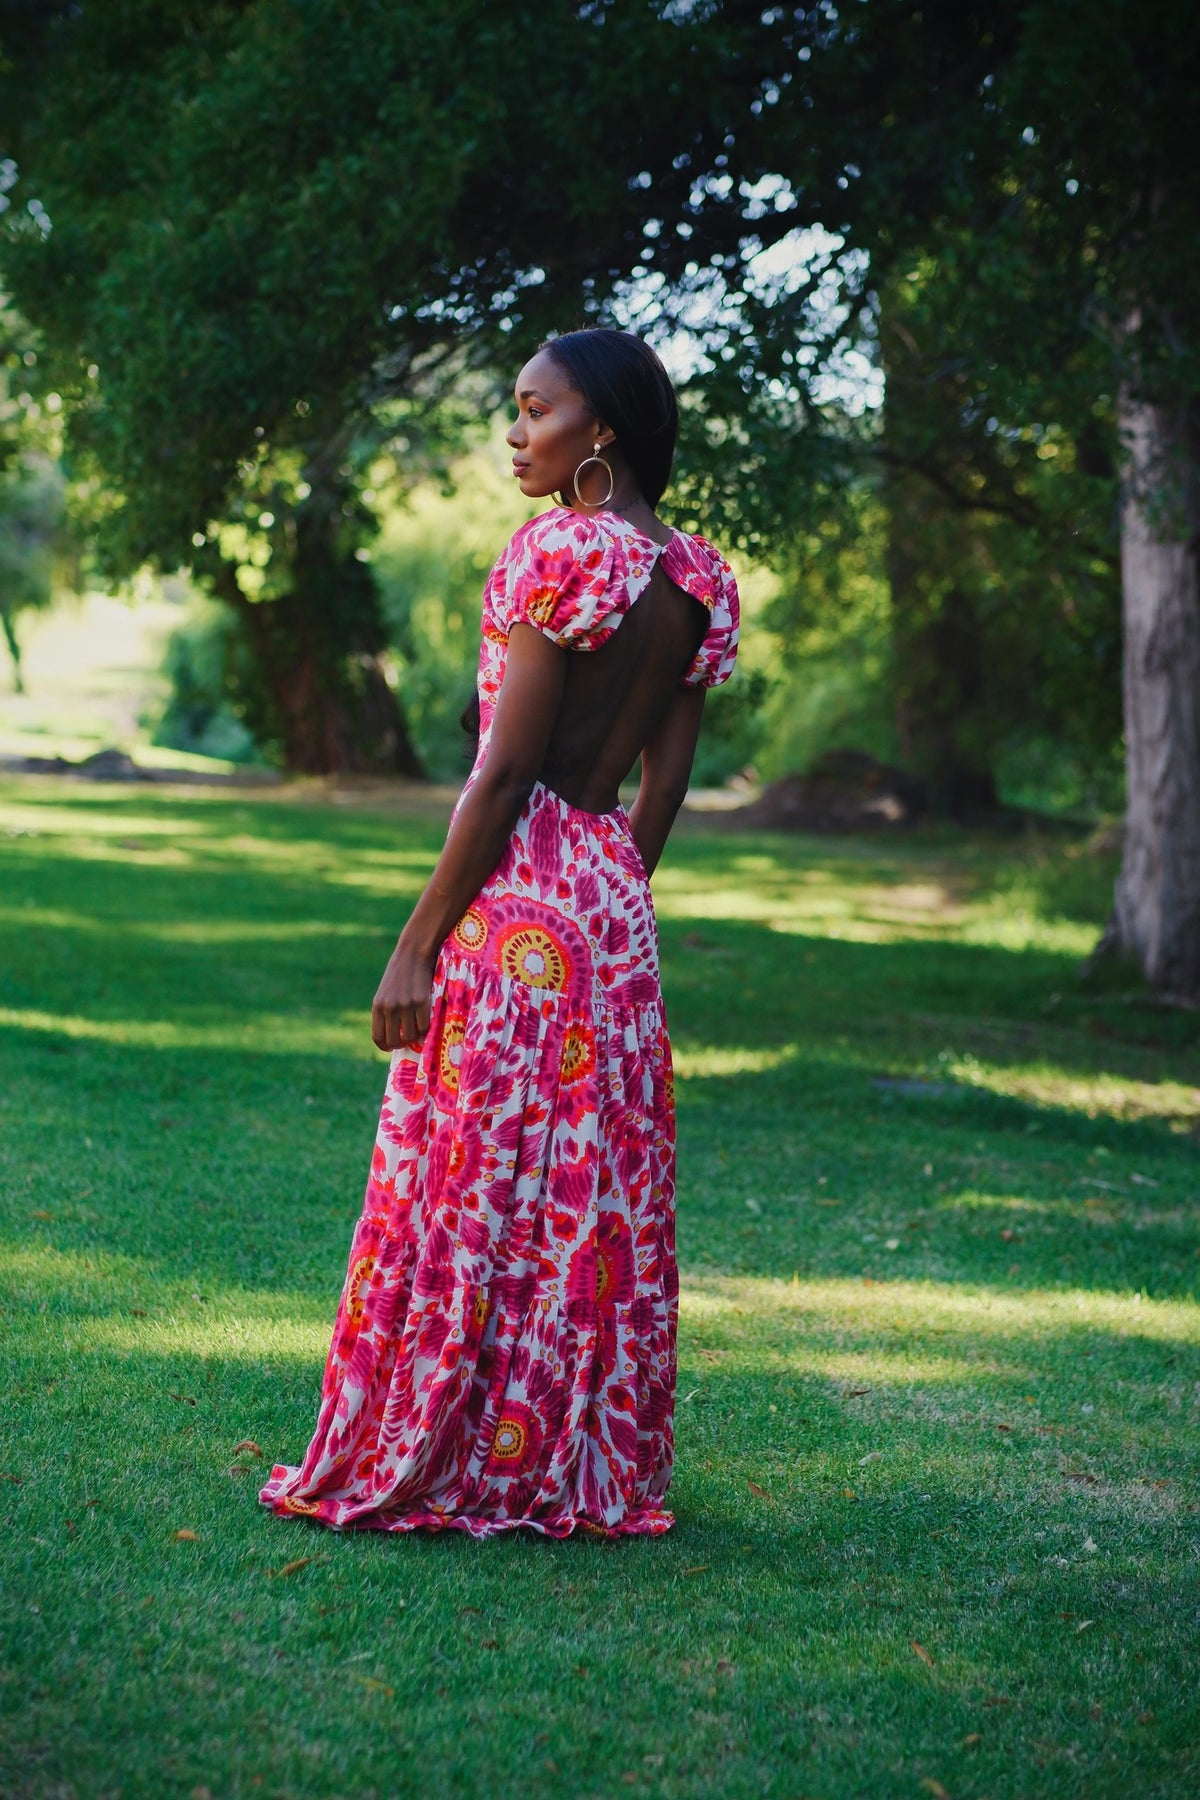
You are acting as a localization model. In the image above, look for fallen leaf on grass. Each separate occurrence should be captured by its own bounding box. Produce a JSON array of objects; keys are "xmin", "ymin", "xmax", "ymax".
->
[
  {"xmin": 1000, "ymin": 1228, "xmax": 1018, "ymax": 1242},
  {"xmin": 842, "ymin": 1488, "xmax": 857, "ymax": 1500},
  {"xmin": 1064, "ymin": 1471, "xmax": 1100, "ymax": 1484},
  {"xmin": 223, "ymin": 1463, "xmax": 257, "ymax": 1478},
  {"xmin": 680, "ymin": 1564, "xmax": 709, "ymax": 1576},
  {"xmin": 1075, "ymin": 1619, "xmax": 1095, "ymax": 1633},
  {"xmin": 995, "ymin": 1423, "xmax": 1013, "ymax": 1433},
  {"xmin": 231, "ymin": 1440, "xmax": 263, "ymax": 1458},
  {"xmin": 169, "ymin": 1393, "xmax": 198, "ymax": 1407},
  {"xmin": 919, "ymin": 1782, "xmax": 948, "ymax": 1799},
  {"xmin": 961, "ymin": 1733, "xmax": 980, "ymax": 1749},
  {"xmin": 267, "ymin": 1557, "xmax": 321, "ymax": 1578},
  {"xmin": 173, "ymin": 1529, "xmax": 199, "ymax": 1542},
  {"xmin": 983, "ymin": 1695, "xmax": 1012, "ymax": 1708},
  {"xmin": 846, "ymin": 1387, "xmax": 870, "ymax": 1398},
  {"xmin": 31, "ymin": 1210, "xmax": 54, "ymax": 1221},
  {"xmin": 350, "ymin": 1673, "xmax": 394, "ymax": 1696},
  {"xmin": 910, "ymin": 1640, "xmax": 935, "ymax": 1668},
  {"xmin": 859, "ymin": 1451, "xmax": 882, "ymax": 1465},
  {"xmin": 1130, "ymin": 1172, "xmax": 1158, "ymax": 1187},
  {"xmin": 747, "ymin": 1481, "xmax": 772, "ymax": 1501},
  {"xmin": 715, "ymin": 1658, "xmax": 736, "ymax": 1674},
  {"xmin": 0, "ymin": 1473, "xmax": 23, "ymax": 1485},
  {"xmin": 129, "ymin": 1307, "xmax": 147, "ymax": 1317},
  {"xmin": 64, "ymin": 1518, "xmax": 77, "ymax": 1537},
  {"xmin": 1137, "ymin": 1710, "xmax": 1155, "ymax": 1724}
]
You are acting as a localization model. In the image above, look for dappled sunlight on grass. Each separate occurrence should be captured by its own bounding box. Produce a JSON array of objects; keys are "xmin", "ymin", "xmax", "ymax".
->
[
  {"xmin": 0, "ymin": 1004, "xmax": 372, "ymax": 1057},
  {"xmin": 942, "ymin": 1051, "xmax": 1200, "ymax": 1125},
  {"xmin": 2, "ymin": 783, "xmax": 1197, "ymax": 1799},
  {"xmin": 673, "ymin": 1044, "xmax": 800, "ymax": 1078},
  {"xmin": 680, "ymin": 1273, "xmax": 1200, "ymax": 1345},
  {"xmin": 74, "ymin": 1311, "xmax": 332, "ymax": 1361}
]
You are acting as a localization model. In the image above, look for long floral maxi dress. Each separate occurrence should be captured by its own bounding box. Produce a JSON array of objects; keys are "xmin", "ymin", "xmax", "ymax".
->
[{"xmin": 260, "ymin": 507, "xmax": 739, "ymax": 1538}]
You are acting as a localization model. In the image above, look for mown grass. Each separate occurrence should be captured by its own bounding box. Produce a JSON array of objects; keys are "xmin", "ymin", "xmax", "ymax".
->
[{"xmin": 0, "ymin": 779, "xmax": 1197, "ymax": 1800}]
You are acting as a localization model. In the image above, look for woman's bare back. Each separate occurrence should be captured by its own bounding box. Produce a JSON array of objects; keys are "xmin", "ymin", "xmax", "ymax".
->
[{"xmin": 535, "ymin": 561, "xmax": 710, "ymax": 814}]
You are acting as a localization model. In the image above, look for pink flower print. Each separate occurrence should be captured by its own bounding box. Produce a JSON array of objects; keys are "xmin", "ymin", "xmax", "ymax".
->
[
  {"xmin": 547, "ymin": 1153, "xmax": 593, "ymax": 1237},
  {"xmin": 566, "ymin": 1212, "xmax": 635, "ymax": 1322}
]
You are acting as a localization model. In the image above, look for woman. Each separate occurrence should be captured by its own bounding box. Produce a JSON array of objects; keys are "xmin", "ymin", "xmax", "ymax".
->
[{"xmin": 260, "ymin": 327, "xmax": 739, "ymax": 1538}]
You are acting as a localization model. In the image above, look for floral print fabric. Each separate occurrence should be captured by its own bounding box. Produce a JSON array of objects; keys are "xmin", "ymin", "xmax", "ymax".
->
[{"xmin": 260, "ymin": 508, "xmax": 739, "ymax": 1538}]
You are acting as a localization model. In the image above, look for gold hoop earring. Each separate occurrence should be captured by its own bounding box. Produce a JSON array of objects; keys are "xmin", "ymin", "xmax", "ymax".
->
[{"xmin": 572, "ymin": 442, "xmax": 615, "ymax": 508}]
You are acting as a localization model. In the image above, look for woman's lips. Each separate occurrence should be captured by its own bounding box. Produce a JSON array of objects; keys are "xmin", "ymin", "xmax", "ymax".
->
[{"xmin": 512, "ymin": 461, "xmax": 530, "ymax": 477}]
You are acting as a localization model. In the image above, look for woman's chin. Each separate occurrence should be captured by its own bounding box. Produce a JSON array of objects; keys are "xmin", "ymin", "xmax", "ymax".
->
[{"xmin": 515, "ymin": 472, "xmax": 559, "ymax": 500}]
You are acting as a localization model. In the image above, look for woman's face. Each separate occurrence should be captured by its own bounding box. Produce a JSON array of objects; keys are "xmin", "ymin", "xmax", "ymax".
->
[{"xmin": 506, "ymin": 348, "xmax": 613, "ymax": 501}]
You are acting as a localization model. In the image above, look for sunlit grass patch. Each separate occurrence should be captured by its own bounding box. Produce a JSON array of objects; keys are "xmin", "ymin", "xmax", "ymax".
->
[{"xmin": 941, "ymin": 1050, "xmax": 1200, "ymax": 1125}]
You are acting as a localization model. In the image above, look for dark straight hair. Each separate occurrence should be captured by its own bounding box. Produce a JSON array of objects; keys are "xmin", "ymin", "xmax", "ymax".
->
[{"xmin": 541, "ymin": 328, "xmax": 678, "ymax": 508}]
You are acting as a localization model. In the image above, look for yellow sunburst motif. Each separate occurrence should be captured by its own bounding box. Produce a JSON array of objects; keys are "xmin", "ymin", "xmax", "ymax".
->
[
  {"xmin": 663, "ymin": 1068, "xmax": 675, "ymax": 1112},
  {"xmin": 439, "ymin": 1014, "xmax": 467, "ymax": 1090},
  {"xmin": 560, "ymin": 1024, "xmax": 595, "ymax": 1085},
  {"xmin": 499, "ymin": 924, "xmax": 568, "ymax": 991},
  {"xmin": 452, "ymin": 907, "xmax": 488, "ymax": 953},
  {"xmin": 491, "ymin": 1415, "xmax": 527, "ymax": 1460},
  {"xmin": 472, "ymin": 1290, "xmax": 490, "ymax": 1329},
  {"xmin": 281, "ymin": 1496, "xmax": 322, "ymax": 1515},
  {"xmin": 346, "ymin": 1252, "xmax": 375, "ymax": 1325}
]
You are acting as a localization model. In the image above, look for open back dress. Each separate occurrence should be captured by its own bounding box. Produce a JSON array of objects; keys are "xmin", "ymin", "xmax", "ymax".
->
[{"xmin": 260, "ymin": 506, "xmax": 739, "ymax": 1537}]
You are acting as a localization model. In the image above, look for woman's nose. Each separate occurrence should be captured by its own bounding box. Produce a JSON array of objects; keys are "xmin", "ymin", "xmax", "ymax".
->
[{"xmin": 506, "ymin": 420, "xmax": 525, "ymax": 449}]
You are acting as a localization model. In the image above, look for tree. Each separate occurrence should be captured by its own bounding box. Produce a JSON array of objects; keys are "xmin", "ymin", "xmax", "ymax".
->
[
  {"xmin": 0, "ymin": 0, "xmax": 788, "ymax": 773},
  {"xmin": 0, "ymin": 291, "xmax": 67, "ymax": 690},
  {"xmin": 645, "ymin": 0, "xmax": 1199, "ymax": 991}
]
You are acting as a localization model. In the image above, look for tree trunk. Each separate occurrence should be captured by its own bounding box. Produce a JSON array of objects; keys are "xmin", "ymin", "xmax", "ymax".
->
[
  {"xmin": 1107, "ymin": 388, "xmax": 1200, "ymax": 997},
  {"xmin": 884, "ymin": 461, "xmax": 998, "ymax": 817},
  {"xmin": 0, "ymin": 608, "xmax": 24, "ymax": 694},
  {"xmin": 881, "ymin": 296, "xmax": 999, "ymax": 818},
  {"xmin": 211, "ymin": 489, "xmax": 424, "ymax": 778}
]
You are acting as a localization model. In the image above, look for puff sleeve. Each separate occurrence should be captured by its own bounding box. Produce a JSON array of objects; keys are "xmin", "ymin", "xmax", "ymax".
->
[
  {"xmin": 501, "ymin": 509, "xmax": 656, "ymax": 651},
  {"xmin": 667, "ymin": 534, "xmax": 741, "ymax": 689}
]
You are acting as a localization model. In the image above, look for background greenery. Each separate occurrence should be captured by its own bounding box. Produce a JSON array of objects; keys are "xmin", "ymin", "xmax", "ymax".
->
[
  {"xmin": 1, "ymin": 780, "xmax": 1196, "ymax": 1799},
  {"xmin": 7, "ymin": 0, "xmax": 1193, "ymax": 817}
]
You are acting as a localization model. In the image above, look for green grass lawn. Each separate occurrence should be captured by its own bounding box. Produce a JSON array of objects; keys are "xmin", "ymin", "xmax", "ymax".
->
[{"xmin": 1, "ymin": 779, "xmax": 1197, "ymax": 1800}]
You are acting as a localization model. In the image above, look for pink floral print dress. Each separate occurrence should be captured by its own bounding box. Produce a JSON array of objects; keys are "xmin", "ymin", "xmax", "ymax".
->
[{"xmin": 260, "ymin": 507, "xmax": 739, "ymax": 1537}]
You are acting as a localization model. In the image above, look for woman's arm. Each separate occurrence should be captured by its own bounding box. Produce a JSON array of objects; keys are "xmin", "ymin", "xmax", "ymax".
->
[
  {"xmin": 371, "ymin": 623, "xmax": 565, "ymax": 1051},
  {"xmin": 628, "ymin": 684, "xmax": 706, "ymax": 877}
]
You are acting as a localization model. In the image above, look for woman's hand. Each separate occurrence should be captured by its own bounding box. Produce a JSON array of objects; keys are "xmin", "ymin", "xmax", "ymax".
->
[{"xmin": 371, "ymin": 936, "xmax": 435, "ymax": 1052}]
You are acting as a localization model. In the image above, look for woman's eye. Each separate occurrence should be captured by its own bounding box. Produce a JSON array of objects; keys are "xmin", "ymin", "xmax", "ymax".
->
[{"xmin": 527, "ymin": 407, "xmax": 543, "ymax": 419}]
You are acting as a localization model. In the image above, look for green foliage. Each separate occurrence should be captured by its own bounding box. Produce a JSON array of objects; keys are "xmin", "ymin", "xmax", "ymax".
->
[
  {"xmin": 148, "ymin": 601, "xmax": 263, "ymax": 766},
  {"xmin": 0, "ymin": 0, "xmax": 789, "ymax": 767},
  {"xmin": 1, "ymin": 780, "xmax": 1197, "ymax": 1796},
  {"xmin": 0, "ymin": 293, "xmax": 68, "ymax": 689},
  {"xmin": 370, "ymin": 432, "xmax": 533, "ymax": 778}
]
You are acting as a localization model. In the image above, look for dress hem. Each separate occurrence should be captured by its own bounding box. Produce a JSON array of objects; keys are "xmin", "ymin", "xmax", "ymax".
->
[{"xmin": 258, "ymin": 1470, "xmax": 674, "ymax": 1540}]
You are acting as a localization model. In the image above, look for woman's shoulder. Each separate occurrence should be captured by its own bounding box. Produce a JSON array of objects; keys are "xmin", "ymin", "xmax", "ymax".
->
[
  {"xmin": 498, "ymin": 507, "xmax": 650, "ymax": 649},
  {"xmin": 501, "ymin": 505, "xmax": 609, "ymax": 565}
]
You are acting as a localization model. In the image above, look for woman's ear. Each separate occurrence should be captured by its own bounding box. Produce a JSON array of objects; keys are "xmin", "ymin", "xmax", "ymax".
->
[{"xmin": 593, "ymin": 420, "xmax": 617, "ymax": 451}]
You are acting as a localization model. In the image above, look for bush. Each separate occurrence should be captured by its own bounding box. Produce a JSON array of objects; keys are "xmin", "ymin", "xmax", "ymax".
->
[{"xmin": 149, "ymin": 603, "xmax": 263, "ymax": 764}]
